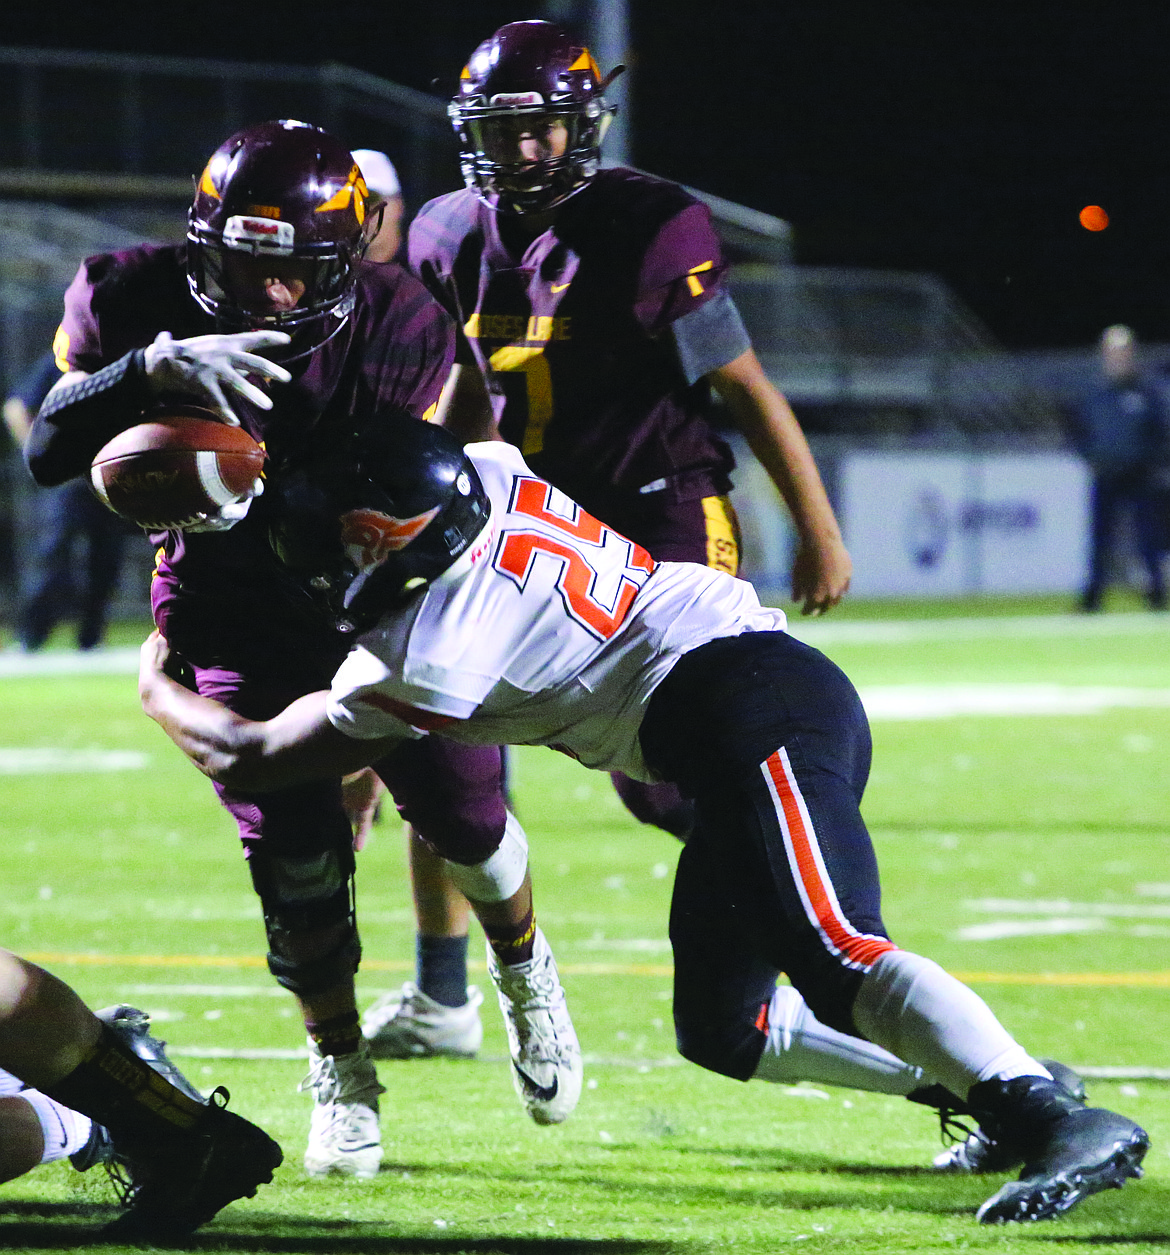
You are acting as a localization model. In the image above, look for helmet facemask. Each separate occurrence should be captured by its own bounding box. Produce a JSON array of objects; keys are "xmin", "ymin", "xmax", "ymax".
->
[
  {"xmin": 187, "ymin": 221, "xmax": 363, "ymax": 356},
  {"xmin": 451, "ymin": 98, "xmax": 612, "ymax": 215}
]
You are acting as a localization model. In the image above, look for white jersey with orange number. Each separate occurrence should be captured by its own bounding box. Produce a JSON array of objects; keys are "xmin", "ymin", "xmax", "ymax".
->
[{"xmin": 326, "ymin": 442, "xmax": 786, "ymax": 779}]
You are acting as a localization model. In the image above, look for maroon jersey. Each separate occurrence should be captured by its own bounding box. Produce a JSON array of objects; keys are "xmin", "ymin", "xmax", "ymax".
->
[
  {"xmin": 408, "ymin": 168, "xmax": 737, "ymax": 515},
  {"xmin": 52, "ymin": 244, "xmax": 454, "ymax": 613}
]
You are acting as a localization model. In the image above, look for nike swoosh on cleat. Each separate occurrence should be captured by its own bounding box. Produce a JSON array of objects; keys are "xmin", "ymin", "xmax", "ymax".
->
[
  {"xmin": 551, "ymin": 282, "xmax": 571, "ymax": 292},
  {"xmin": 513, "ymin": 1065, "xmax": 558, "ymax": 1104}
]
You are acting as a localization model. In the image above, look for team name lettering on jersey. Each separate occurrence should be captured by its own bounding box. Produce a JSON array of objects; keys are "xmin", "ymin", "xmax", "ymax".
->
[
  {"xmin": 493, "ymin": 475, "xmax": 656, "ymax": 641},
  {"xmin": 464, "ymin": 313, "xmax": 571, "ymax": 344}
]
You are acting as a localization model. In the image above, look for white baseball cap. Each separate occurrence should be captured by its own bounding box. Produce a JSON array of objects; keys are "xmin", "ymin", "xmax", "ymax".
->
[{"xmin": 353, "ymin": 149, "xmax": 401, "ymax": 199}]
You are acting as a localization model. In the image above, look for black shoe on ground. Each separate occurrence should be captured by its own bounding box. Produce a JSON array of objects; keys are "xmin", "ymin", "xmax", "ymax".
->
[
  {"xmin": 102, "ymin": 1087, "xmax": 283, "ymax": 1242},
  {"xmin": 927, "ymin": 1060, "xmax": 1085, "ymax": 1173},
  {"xmin": 71, "ymin": 1006, "xmax": 199, "ymax": 1177},
  {"xmin": 97, "ymin": 1005, "xmax": 207, "ymax": 1105},
  {"xmin": 968, "ymin": 1075, "xmax": 1147, "ymax": 1223}
]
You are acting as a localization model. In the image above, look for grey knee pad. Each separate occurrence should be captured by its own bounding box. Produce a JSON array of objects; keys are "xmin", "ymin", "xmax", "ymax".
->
[{"xmin": 250, "ymin": 847, "xmax": 361, "ymax": 996}]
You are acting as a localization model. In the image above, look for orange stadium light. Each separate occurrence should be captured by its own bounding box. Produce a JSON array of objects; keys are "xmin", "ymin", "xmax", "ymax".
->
[{"xmin": 1079, "ymin": 204, "xmax": 1110, "ymax": 231}]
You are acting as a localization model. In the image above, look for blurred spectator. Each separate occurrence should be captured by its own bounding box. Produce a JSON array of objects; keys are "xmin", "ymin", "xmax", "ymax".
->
[
  {"xmin": 4, "ymin": 352, "xmax": 133, "ymax": 651},
  {"xmin": 1072, "ymin": 325, "xmax": 1170, "ymax": 611},
  {"xmin": 353, "ymin": 149, "xmax": 404, "ymax": 262}
]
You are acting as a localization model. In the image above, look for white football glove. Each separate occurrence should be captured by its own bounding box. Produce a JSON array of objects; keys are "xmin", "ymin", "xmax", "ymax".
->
[
  {"xmin": 181, "ymin": 476, "xmax": 264, "ymax": 534},
  {"xmin": 143, "ymin": 330, "xmax": 293, "ymax": 424}
]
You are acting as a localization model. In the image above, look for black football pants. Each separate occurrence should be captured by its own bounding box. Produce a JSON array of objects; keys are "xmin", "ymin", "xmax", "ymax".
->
[{"xmin": 639, "ymin": 631, "xmax": 897, "ymax": 1081}]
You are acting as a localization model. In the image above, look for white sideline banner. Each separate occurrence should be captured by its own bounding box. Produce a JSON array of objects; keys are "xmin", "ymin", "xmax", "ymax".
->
[{"xmin": 840, "ymin": 452, "xmax": 1089, "ymax": 597}]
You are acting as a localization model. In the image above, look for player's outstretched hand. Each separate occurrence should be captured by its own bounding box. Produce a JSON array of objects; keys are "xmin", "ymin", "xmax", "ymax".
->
[
  {"xmin": 791, "ymin": 534, "xmax": 852, "ymax": 616},
  {"xmin": 143, "ymin": 330, "xmax": 292, "ymax": 424},
  {"xmin": 139, "ymin": 628, "xmax": 198, "ymax": 699}
]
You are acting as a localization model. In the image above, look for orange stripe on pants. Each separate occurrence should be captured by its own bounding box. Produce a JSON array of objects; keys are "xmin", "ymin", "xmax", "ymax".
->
[{"xmin": 762, "ymin": 748, "xmax": 897, "ymax": 971}]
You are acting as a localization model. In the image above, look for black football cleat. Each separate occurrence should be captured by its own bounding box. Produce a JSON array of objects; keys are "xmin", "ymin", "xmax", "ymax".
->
[
  {"xmin": 968, "ymin": 1075, "xmax": 1148, "ymax": 1223},
  {"xmin": 930, "ymin": 1060, "xmax": 1085, "ymax": 1173},
  {"xmin": 72, "ymin": 1006, "xmax": 202, "ymax": 1178},
  {"xmin": 102, "ymin": 1086, "xmax": 283, "ymax": 1242},
  {"xmin": 97, "ymin": 1005, "xmax": 208, "ymax": 1105}
]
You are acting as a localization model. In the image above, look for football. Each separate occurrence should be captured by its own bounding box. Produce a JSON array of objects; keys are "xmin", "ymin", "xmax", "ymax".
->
[{"xmin": 90, "ymin": 406, "xmax": 265, "ymax": 530}]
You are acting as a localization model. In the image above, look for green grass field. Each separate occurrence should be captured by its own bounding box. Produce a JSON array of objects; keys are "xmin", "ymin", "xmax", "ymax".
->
[{"xmin": 2, "ymin": 600, "xmax": 1169, "ymax": 1252}]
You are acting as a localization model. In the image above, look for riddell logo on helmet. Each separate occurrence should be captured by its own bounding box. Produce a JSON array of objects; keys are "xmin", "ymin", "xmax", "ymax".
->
[
  {"xmin": 341, "ymin": 507, "xmax": 441, "ymax": 572},
  {"xmin": 489, "ymin": 91, "xmax": 544, "ymax": 107}
]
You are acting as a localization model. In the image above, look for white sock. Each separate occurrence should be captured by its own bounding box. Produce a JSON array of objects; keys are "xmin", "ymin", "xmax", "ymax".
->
[
  {"xmin": 852, "ymin": 950, "xmax": 1052, "ymax": 1101},
  {"xmin": 20, "ymin": 1090, "xmax": 94, "ymax": 1163},
  {"xmin": 753, "ymin": 985, "xmax": 930, "ymax": 1093},
  {"xmin": 0, "ymin": 1067, "xmax": 24, "ymax": 1097}
]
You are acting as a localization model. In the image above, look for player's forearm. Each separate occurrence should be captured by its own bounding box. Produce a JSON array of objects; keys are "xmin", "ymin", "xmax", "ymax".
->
[
  {"xmin": 139, "ymin": 665, "xmax": 264, "ymax": 787},
  {"xmin": 715, "ymin": 354, "xmax": 843, "ymax": 545},
  {"xmin": 436, "ymin": 363, "xmax": 502, "ymax": 444},
  {"xmin": 140, "ymin": 638, "xmax": 398, "ymax": 792}
]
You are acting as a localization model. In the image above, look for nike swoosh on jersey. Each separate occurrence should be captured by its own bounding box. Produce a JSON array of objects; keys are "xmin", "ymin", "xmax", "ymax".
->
[
  {"xmin": 550, "ymin": 281, "xmax": 572, "ymax": 292},
  {"xmin": 513, "ymin": 1065, "xmax": 559, "ymax": 1103}
]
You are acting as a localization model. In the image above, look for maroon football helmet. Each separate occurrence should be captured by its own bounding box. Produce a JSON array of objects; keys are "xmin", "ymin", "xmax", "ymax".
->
[
  {"xmin": 187, "ymin": 119, "xmax": 371, "ymax": 357},
  {"xmin": 449, "ymin": 20, "xmax": 618, "ymax": 215}
]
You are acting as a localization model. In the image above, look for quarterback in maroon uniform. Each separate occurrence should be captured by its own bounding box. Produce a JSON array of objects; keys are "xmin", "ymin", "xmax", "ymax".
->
[
  {"xmin": 24, "ymin": 119, "xmax": 582, "ymax": 1173},
  {"xmin": 364, "ymin": 18, "xmax": 854, "ymax": 1064}
]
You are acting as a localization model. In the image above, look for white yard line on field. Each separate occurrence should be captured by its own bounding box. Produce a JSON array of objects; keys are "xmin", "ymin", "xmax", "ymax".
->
[
  {"xmin": 0, "ymin": 748, "xmax": 149, "ymax": 772},
  {"xmin": 791, "ymin": 611, "xmax": 1170, "ymax": 646},
  {"xmin": 0, "ymin": 648, "xmax": 141, "ymax": 677},
  {"xmin": 3, "ymin": 680, "xmax": 1168, "ymax": 775},
  {"xmin": 860, "ymin": 683, "xmax": 1170, "ymax": 719},
  {"xmin": 157, "ymin": 1043, "xmax": 1170, "ymax": 1079},
  {"xmin": 4, "ymin": 611, "xmax": 1170, "ymax": 680}
]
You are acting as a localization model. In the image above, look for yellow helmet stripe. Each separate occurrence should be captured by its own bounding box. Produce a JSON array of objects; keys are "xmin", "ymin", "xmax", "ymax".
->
[{"xmin": 198, "ymin": 162, "xmax": 220, "ymax": 200}]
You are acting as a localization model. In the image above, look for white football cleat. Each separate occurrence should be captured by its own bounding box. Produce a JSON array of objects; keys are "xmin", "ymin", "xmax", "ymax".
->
[
  {"xmin": 362, "ymin": 983, "xmax": 484, "ymax": 1059},
  {"xmin": 299, "ymin": 1040, "xmax": 384, "ymax": 1180},
  {"xmin": 487, "ymin": 928, "xmax": 582, "ymax": 1126}
]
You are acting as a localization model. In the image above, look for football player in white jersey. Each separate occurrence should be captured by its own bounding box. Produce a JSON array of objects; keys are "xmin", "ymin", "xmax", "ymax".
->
[{"xmin": 139, "ymin": 415, "xmax": 1148, "ymax": 1225}]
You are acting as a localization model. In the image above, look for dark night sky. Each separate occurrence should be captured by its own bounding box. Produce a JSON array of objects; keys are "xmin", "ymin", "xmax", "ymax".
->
[{"xmin": 3, "ymin": 1, "xmax": 1169, "ymax": 348}]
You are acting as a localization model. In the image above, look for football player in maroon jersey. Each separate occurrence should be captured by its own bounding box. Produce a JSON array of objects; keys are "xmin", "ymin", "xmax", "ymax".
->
[
  {"xmin": 24, "ymin": 119, "xmax": 581, "ymax": 1173},
  {"xmin": 364, "ymin": 18, "xmax": 854, "ymax": 1065}
]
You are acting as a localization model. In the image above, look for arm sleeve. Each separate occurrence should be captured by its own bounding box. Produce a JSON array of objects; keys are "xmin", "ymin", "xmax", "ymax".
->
[
  {"xmin": 54, "ymin": 259, "xmax": 110, "ymax": 374},
  {"xmin": 326, "ymin": 641, "xmax": 476, "ymax": 739},
  {"xmin": 669, "ymin": 289, "xmax": 752, "ymax": 384},
  {"xmin": 24, "ymin": 258, "xmax": 153, "ymax": 484}
]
